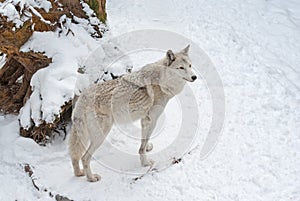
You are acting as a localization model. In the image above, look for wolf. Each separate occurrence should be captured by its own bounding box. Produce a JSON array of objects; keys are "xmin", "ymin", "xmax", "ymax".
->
[{"xmin": 69, "ymin": 45, "xmax": 197, "ymax": 182}]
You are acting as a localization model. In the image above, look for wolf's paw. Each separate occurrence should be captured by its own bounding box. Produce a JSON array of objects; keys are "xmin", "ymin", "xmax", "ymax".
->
[
  {"xmin": 74, "ymin": 169, "xmax": 85, "ymax": 177},
  {"xmin": 87, "ymin": 174, "xmax": 101, "ymax": 182},
  {"xmin": 146, "ymin": 142, "xmax": 153, "ymax": 152},
  {"xmin": 141, "ymin": 159, "xmax": 154, "ymax": 167}
]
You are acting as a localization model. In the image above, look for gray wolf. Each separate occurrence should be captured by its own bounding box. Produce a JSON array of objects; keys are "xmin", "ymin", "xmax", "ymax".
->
[{"xmin": 69, "ymin": 45, "xmax": 197, "ymax": 182}]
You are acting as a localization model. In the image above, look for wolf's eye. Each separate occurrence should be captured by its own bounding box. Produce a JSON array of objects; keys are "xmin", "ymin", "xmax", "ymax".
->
[
  {"xmin": 189, "ymin": 64, "xmax": 192, "ymax": 68},
  {"xmin": 179, "ymin": 67, "xmax": 184, "ymax": 70}
]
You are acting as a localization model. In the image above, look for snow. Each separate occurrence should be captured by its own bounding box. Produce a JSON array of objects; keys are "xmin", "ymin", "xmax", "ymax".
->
[
  {"xmin": 1, "ymin": 0, "xmax": 300, "ymax": 201},
  {"xmin": 0, "ymin": 0, "xmax": 52, "ymax": 28},
  {"xmin": 0, "ymin": 53, "xmax": 6, "ymax": 68},
  {"xmin": 19, "ymin": 15, "xmax": 129, "ymax": 128},
  {"xmin": 0, "ymin": 2, "xmax": 24, "ymax": 28}
]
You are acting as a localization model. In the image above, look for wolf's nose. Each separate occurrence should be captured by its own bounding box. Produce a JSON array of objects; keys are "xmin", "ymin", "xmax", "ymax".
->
[{"xmin": 191, "ymin": 75, "xmax": 197, "ymax": 81}]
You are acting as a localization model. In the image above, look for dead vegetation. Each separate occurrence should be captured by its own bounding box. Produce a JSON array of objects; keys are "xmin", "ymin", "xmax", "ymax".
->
[{"xmin": 0, "ymin": 0, "xmax": 106, "ymax": 143}]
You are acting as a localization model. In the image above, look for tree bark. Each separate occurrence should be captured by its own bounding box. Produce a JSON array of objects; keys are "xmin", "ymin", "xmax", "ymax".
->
[{"xmin": 85, "ymin": 0, "xmax": 107, "ymax": 23}]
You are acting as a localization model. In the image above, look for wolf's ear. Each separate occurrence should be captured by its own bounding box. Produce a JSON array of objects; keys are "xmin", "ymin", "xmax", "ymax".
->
[
  {"xmin": 166, "ymin": 50, "xmax": 176, "ymax": 66},
  {"xmin": 181, "ymin": 44, "xmax": 190, "ymax": 55}
]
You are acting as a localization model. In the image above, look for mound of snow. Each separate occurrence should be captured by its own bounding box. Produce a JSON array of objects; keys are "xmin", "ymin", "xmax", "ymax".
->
[{"xmin": 18, "ymin": 15, "xmax": 132, "ymax": 129}]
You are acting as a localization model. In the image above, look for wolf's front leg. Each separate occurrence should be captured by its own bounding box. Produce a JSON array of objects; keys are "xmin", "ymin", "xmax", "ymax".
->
[
  {"xmin": 139, "ymin": 104, "xmax": 165, "ymax": 166},
  {"xmin": 139, "ymin": 116, "xmax": 155, "ymax": 166}
]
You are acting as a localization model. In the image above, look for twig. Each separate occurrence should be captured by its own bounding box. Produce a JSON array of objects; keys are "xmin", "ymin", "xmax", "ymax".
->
[
  {"xmin": 24, "ymin": 164, "xmax": 40, "ymax": 191},
  {"xmin": 131, "ymin": 156, "xmax": 187, "ymax": 183},
  {"xmin": 131, "ymin": 164, "xmax": 158, "ymax": 183},
  {"xmin": 131, "ymin": 156, "xmax": 185, "ymax": 183},
  {"xmin": 55, "ymin": 194, "xmax": 74, "ymax": 201},
  {"xmin": 22, "ymin": 163, "xmax": 74, "ymax": 201}
]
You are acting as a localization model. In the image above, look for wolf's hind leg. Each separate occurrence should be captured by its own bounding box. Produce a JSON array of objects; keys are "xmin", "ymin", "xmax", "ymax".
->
[
  {"xmin": 72, "ymin": 159, "xmax": 85, "ymax": 177},
  {"xmin": 82, "ymin": 141, "xmax": 103, "ymax": 182},
  {"xmin": 69, "ymin": 126, "xmax": 85, "ymax": 177},
  {"xmin": 82, "ymin": 115, "xmax": 113, "ymax": 182}
]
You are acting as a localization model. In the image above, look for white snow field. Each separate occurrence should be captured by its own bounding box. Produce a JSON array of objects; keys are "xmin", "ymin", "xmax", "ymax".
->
[{"xmin": 1, "ymin": 0, "xmax": 300, "ymax": 200}]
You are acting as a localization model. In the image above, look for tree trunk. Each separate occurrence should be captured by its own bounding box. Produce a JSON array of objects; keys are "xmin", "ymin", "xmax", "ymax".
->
[{"xmin": 85, "ymin": 0, "xmax": 107, "ymax": 23}]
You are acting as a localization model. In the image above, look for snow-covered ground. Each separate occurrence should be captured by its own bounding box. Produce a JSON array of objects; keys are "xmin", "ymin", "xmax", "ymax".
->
[{"xmin": 1, "ymin": 0, "xmax": 300, "ymax": 200}]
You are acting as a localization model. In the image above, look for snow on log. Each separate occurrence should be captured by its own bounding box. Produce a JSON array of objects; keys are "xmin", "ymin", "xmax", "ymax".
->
[{"xmin": 0, "ymin": 0, "xmax": 122, "ymax": 143}]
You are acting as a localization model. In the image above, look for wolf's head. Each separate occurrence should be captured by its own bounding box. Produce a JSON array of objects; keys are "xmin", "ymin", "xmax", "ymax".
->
[{"xmin": 164, "ymin": 45, "xmax": 197, "ymax": 82}]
